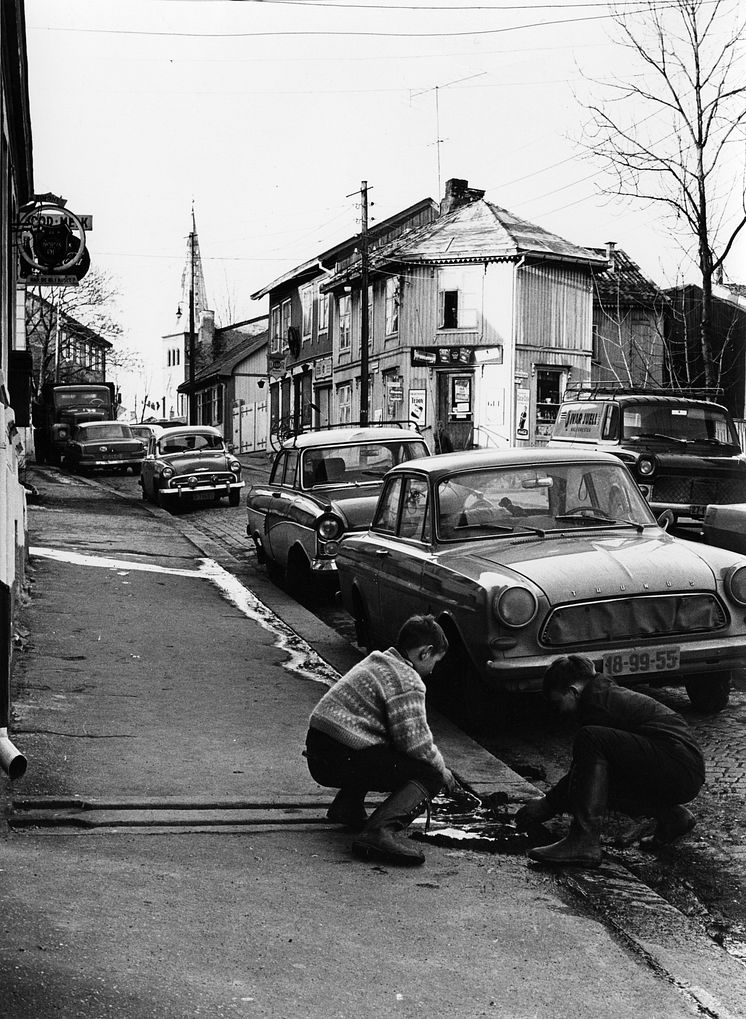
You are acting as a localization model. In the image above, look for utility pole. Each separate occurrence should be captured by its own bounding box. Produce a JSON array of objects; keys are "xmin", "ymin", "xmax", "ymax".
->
[
  {"xmin": 188, "ymin": 211, "xmax": 196, "ymax": 424},
  {"xmin": 359, "ymin": 180, "xmax": 370, "ymax": 426}
]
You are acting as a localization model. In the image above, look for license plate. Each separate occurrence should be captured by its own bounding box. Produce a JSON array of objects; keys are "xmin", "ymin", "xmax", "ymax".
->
[
  {"xmin": 192, "ymin": 491, "xmax": 215, "ymax": 502},
  {"xmin": 603, "ymin": 645, "xmax": 680, "ymax": 678}
]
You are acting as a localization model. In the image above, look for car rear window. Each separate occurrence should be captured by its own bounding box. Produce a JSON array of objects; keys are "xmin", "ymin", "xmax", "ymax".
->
[
  {"xmin": 302, "ymin": 440, "xmax": 428, "ymax": 488},
  {"xmin": 78, "ymin": 424, "xmax": 132, "ymax": 440}
]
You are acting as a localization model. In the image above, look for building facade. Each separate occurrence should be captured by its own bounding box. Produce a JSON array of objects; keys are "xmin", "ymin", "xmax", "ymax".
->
[{"xmin": 1, "ymin": 0, "xmax": 34, "ymax": 749}]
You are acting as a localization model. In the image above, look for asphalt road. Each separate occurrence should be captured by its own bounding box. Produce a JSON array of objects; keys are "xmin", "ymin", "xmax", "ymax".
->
[{"xmin": 50, "ymin": 465, "xmax": 746, "ymax": 968}]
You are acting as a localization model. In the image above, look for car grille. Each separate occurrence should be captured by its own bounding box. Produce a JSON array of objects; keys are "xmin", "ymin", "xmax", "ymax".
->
[
  {"xmin": 651, "ymin": 474, "xmax": 746, "ymax": 505},
  {"xmin": 541, "ymin": 593, "xmax": 727, "ymax": 648},
  {"xmin": 173, "ymin": 472, "xmax": 233, "ymax": 488}
]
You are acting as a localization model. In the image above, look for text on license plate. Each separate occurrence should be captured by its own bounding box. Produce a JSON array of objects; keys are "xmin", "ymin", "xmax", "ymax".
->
[{"xmin": 603, "ymin": 645, "xmax": 680, "ymax": 677}]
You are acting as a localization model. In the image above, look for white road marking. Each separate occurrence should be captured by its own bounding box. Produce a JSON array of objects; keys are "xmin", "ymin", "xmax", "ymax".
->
[{"xmin": 30, "ymin": 546, "xmax": 339, "ymax": 687}]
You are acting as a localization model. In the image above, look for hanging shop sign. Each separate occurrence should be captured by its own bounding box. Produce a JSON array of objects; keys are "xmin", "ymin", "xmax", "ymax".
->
[
  {"xmin": 268, "ymin": 353, "xmax": 287, "ymax": 379},
  {"xmin": 17, "ymin": 195, "xmax": 91, "ymax": 286}
]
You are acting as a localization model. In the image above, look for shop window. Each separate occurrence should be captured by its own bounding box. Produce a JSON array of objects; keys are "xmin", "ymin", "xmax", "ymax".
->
[{"xmin": 536, "ymin": 369, "xmax": 563, "ymax": 430}]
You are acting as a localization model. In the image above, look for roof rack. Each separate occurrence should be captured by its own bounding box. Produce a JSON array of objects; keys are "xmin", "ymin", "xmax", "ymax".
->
[{"xmin": 562, "ymin": 382, "xmax": 725, "ymax": 402}]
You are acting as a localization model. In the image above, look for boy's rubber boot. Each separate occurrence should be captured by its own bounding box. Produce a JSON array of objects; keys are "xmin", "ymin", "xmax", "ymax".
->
[
  {"xmin": 351, "ymin": 780, "xmax": 430, "ymax": 865},
  {"xmin": 528, "ymin": 759, "xmax": 607, "ymax": 868},
  {"xmin": 326, "ymin": 788, "xmax": 368, "ymax": 831},
  {"xmin": 640, "ymin": 805, "xmax": 696, "ymax": 850}
]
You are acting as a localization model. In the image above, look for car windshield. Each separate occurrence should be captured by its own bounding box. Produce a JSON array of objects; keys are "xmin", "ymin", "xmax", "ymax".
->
[
  {"xmin": 158, "ymin": 433, "xmax": 224, "ymax": 454},
  {"xmin": 437, "ymin": 461, "xmax": 656, "ymax": 540},
  {"xmin": 622, "ymin": 402, "xmax": 739, "ymax": 447},
  {"xmin": 301, "ymin": 440, "xmax": 427, "ymax": 488},
  {"xmin": 55, "ymin": 389, "xmax": 109, "ymax": 408},
  {"xmin": 77, "ymin": 424, "xmax": 131, "ymax": 440}
]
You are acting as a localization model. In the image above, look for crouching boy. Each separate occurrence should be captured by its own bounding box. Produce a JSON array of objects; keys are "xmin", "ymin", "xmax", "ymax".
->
[{"xmin": 304, "ymin": 615, "xmax": 458, "ymax": 866}]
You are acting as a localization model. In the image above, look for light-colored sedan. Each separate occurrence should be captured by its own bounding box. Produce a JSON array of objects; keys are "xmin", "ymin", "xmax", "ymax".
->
[
  {"xmin": 337, "ymin": 447, "xmax": 746, "ymax": 713},
  {"xmin": 246, "ymin": 426, "xmax": 429, "ymax": 594},
  {"xmin": 140, "ymin": 425, "xmax": 244, "ymax": 509}
]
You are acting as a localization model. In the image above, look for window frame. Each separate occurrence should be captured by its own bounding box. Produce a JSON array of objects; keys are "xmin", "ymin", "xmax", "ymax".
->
[{"xmin": 338, "ymin": 294, "xmax": 351, "ymax": 352}]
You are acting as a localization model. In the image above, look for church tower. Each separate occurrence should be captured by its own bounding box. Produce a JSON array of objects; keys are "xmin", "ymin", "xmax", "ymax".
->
[{"xmin": 159, "ymin": 205, "xmax": 214, "ymax": 422}]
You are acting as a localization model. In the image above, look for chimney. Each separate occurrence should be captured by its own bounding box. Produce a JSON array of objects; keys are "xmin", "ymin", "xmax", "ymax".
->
[
  {"xmin": 605, "ymin": 240, "xmax": 617, "ymax": 272},
  {"xmin": 440, "ymin": 178, "xmax": 486, "ymax": 216}
]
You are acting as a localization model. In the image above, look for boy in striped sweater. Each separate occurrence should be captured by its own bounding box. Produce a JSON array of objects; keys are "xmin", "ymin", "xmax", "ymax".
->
[{"xmin": 305, "ymin": 615, "xmax": 458, "ymax": 865}]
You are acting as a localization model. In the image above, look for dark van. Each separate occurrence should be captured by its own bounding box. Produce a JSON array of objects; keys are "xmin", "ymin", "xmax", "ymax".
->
[{"xmin": 548, "ymin": 386, "xmax": 746, "ymax": 522}]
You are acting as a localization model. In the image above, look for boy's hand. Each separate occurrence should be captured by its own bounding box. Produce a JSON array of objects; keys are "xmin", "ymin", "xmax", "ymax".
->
[{"xmin": 442, "ymin": 769, "xmax": 459, "ymax": 795}]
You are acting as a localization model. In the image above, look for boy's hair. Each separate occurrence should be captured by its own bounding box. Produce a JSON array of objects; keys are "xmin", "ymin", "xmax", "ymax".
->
[
  {"xmin": 396, "ymin": 615, "xmax": 448, "ymax": 656},
  {"xmin": 542, "ymin": 654, "xmax": 596, "ymax": 697}
]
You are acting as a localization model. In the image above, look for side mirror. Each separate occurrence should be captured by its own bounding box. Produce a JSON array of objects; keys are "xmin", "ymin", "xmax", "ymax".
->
[{"xmin": 657, "ymin": 509, "xmax": 675, "ymax": 531}]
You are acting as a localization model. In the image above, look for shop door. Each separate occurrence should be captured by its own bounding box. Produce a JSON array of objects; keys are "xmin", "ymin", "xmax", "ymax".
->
[{"xmin": 436, "ymin": 372, "xmax": 474, "ymax": 452}]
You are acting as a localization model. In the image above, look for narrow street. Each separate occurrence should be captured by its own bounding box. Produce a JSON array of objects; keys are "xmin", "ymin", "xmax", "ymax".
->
[
  {"xmin": 11, "ymin": 464, "xmax": 746, "ymax": 1018},
  {"xmin": 91, "ymin": 462, "xmax": 746, "ymax": 969}
]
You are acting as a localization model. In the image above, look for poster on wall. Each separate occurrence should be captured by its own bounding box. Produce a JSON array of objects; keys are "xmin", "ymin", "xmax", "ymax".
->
[
  {"xmin": 515, "ymin": 387, "xmax": 530, "ymax": 438},
  {"xmin": 409, "ymin": 388, "xmax": 426, "ymax": 426}
]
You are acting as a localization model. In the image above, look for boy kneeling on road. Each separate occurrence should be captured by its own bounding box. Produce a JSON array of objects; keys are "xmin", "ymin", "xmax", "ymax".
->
[
  {"xmin": 304, "ymin": 614, "xmax": 460, "ymax": 866},
  {"xmin": 515, "ymin": 654, "xmax": 705, "ymax": 867}
]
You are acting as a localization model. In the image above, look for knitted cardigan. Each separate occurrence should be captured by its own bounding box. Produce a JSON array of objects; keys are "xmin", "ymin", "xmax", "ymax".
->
[{"xmin": 309, "ymin": 648, "xmax": 447, "ymax": 777}]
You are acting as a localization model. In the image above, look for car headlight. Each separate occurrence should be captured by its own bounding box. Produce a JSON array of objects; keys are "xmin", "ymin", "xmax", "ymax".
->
[
  {"xmin": 492, "ymin": 586, "xmax": 538, "ymax": 628},
  {"xmin": 725, "ymin": 564, "xmax": 746, "ymax": 605},
  {"xmin": 229, "ymin": 460, "xmax": 241, "ymax": 474},
  {"xmin": 637, "ymin": 455, "xmax": 656, "ymax": 477},
  {"xmin": 161, "ymin": 466, "xmax": 174, "ymax": 479},
  {"xmin": 317, "ymin": 514, "xmax": 344, "ymax": 541}
]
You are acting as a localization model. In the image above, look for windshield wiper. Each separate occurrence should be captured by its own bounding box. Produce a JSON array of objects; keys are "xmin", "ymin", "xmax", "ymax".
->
[{"xmin": 628, "ymin": 432, "xmax": 688, "ymax": 445}]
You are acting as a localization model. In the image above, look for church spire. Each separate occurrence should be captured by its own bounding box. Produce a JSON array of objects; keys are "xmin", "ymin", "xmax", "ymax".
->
[{"xmin": 175, "ymin": 202, "xmax": 209, "ymax": 332}]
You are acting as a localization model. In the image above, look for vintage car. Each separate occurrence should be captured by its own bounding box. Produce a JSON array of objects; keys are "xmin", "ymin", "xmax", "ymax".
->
[
  {"xmin": 548, "ymin": 386, "xmax": 746, "ymax": 523},
  {"xmin": 64, "ymin": 421, "xmax": 145, "ymax": 474},
  {"xmin": 337, "ymin": 446, "xmax": 746, "ymax": 713},
  {"xmin": 140, "ymin": 425, "xmax": 244, "ymax": 509},
  {"xmin": 129, "ymin": 423, "xmax": 164, "ymax": 448},
  {"xmin": 246, "ymin": 425, "xmax": 429, "ymax": 593}
]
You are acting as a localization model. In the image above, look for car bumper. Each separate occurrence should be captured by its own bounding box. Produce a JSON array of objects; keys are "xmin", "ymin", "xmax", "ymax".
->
[
  {"xmin": 80, "ymin": 458, "xmax": 143, "ymax": 469},
  {"xmin": 484, "ymin": 635, "xmax": 746, "ymax": 693},
  {"xmin": 162, "ymin": 480, "xmax": 245, "ymax": 498}
]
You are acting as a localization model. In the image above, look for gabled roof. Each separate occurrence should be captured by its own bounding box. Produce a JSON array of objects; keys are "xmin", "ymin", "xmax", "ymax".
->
[
  {"xmin": 389, "ymin": 200, "xmax": 607, "ymax": 265},
  {"xmin": 180, "ymin": 329, "xmax": 268, "ymax": 392},
  {"xmin": 586, "ymin": 247, "xmax": 664, "ymax": 306},
  {"xmin": 322, "ymin": 198, "xmax": 606, "ymax": 289}
]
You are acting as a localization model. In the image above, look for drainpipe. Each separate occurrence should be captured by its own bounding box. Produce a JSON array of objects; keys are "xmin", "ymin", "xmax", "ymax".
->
[{"xmin": 0, "ymin": 728, "xmax": 26, "ymax": 780}]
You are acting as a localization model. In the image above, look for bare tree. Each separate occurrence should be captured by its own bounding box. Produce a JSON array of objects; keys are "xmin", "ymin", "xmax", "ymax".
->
[
  {"xmin": 585, "ymin": 0, "xmax": 746, "ymax": 387},
  {"xmin": 25, "ymin": 267, "xmax": 125, "ymax": 393}
]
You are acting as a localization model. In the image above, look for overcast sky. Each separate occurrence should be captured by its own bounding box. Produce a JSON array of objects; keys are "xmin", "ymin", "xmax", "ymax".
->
[{"xmin": 25, "ymin": 0, "xmax": 746, "ymax": 401}]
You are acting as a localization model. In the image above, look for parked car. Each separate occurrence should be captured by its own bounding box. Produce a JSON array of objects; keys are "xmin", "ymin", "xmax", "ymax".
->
[
  {"xmin": 140, "ymin": 425, "xmax": 244, "ymax": 509},
  {"xmin": 129, "ymin": 423, "xmax": 164, "ymax": 448},
  {"xmin": 64, "ymin": 421, "xmax": 145, "ymax": 474},
  {"xmin": 246, "ymin": 425, "xmax": 429, "ymax": 593},
  {"xmin": 337, "ymin": 446, "xmax": 746, "ymax": 713},
  {"xmin": 548, "ymin": 386, "xmax": 746, "ymax": 523}
]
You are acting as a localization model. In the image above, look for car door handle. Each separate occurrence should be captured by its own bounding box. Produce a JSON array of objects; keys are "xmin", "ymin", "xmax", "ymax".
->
[{"xmin": 375, "ymin": 549, "xmax": 390, "ymax": 557}]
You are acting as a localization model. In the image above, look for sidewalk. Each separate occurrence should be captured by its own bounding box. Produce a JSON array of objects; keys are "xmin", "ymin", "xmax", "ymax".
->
[{"xmin": 0, "ymin": 468, "xmax": 743, "ymax": 1018}]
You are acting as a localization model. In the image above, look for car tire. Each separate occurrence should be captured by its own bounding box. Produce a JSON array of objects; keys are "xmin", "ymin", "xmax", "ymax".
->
[
  {"xmin": 228, "ymin": 489, "xmax": 241, "ymax": 508},
  {"xmin": 351, "ymin": 590, "xmax": 375, "ymax": 652},
  {"xmin": 430, "ymin": 623, "xmax": 484, "ymax": 727},
  {"xmin": 285, "ymin": 548, "xmax": 313, "ymax": 601},
  {"xmin": 684, "ymin": 672, "xmax": 731, "ymax": 713}
]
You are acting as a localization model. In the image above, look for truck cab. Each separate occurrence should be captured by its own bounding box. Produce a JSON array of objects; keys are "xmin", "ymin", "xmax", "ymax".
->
[
  {"xmin": 33, "ymin": 383, "xmax": 117, "ymax": 465},
  {"xmin": 547, "ymin": 385, "xmax": 746, "ymax": 522}
]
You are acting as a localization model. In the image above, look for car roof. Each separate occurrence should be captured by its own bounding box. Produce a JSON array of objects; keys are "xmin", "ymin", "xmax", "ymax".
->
[
  {"xmin": 386, "ymin": 446, "xmax": 626, "ymax": 478},
  {"xmin": 76, "ymin": 420, "xmax": 129, "ymax": 428},
  {"xmin": 281, "ymin": 427, "xmax": 424, "ymax": 449},
  {"xmin": 156, "ymin": 425, "xmax": 223, "ymax": 438}
]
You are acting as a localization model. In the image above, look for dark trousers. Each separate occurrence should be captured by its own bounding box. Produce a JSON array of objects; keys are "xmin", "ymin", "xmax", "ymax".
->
[
  {"xmin": 305, "ymin": 727, "xmax": 444, "ymax": 799},
  {"xmin": 547, "ymin": 725, "xmax": 706, "ymax": 816}
]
